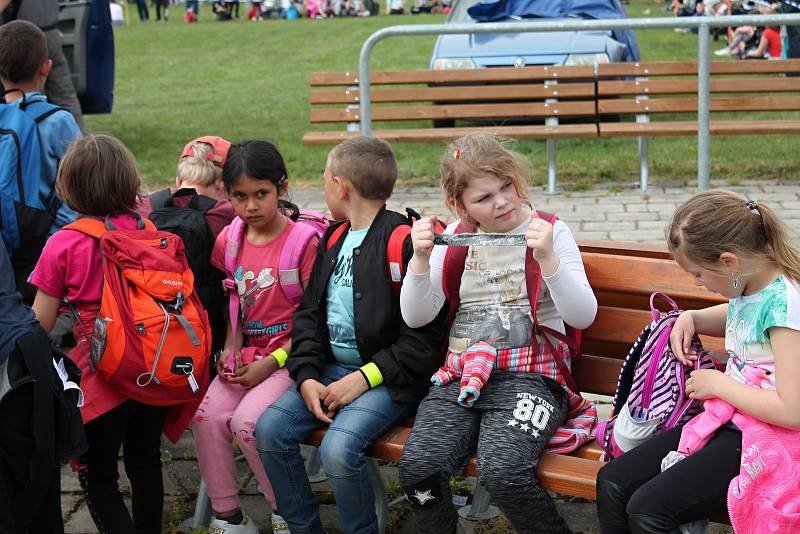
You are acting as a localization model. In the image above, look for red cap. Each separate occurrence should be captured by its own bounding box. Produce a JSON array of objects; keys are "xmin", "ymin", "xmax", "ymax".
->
[{"xmin": 179, "ymin": 136, "xmax": 231, "ymax": 168}]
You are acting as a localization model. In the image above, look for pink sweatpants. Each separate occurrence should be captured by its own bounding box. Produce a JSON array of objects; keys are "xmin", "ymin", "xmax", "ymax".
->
[{"xmin": 192, "ymin": 369, "xmax": 294, "ymax": 513}]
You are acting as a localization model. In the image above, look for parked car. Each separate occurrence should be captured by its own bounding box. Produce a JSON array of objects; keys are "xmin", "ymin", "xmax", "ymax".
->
[{"xmin": 429, "ymin": 0, "xmax": 640, "ymax": 70}]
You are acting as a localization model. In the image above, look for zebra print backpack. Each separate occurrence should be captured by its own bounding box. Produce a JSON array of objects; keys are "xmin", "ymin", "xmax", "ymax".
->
[{"xmin": 597, "ymin": 292, "xmax": 716, "ymax": 460}]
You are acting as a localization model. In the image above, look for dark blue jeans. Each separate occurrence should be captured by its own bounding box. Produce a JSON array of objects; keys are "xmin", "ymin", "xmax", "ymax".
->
[
  {"xmin": 256, "ymin": 363, "xmax": 415, "ymax": 534},
  {"xmin": 136, "ymin": 0, "xmax": 149, "ymax": 20}
]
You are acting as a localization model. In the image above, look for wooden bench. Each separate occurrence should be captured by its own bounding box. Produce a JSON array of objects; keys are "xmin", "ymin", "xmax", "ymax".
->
[
  {"xmin": 301, "ymin": 240, "xmax": 728, "ymax": 530},
  {"xmin": 305, "ymin": 59, "xmax": 800, "ymax": 188},
  {"xmin": 595, "ymin": 59, "xmax": 800, "ymax": 186}
]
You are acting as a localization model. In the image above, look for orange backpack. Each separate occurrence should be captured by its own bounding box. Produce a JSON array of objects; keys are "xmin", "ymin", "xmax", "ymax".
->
[{"xmin": 65, "ymin": 215, "xmax": 211, "ymax": 406}]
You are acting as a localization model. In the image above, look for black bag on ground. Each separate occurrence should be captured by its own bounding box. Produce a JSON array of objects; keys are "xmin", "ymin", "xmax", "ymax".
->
[{"xmin": 0, "ymin": 326, "xmax": 87, "ymax": 533}]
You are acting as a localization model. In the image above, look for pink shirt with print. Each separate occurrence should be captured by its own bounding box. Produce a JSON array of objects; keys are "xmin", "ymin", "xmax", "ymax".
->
[
  {"xmin": 211, "ymin": 218, "xmax": 318, "ymax": 352},
  {"xmin": 30, "ymin": 214, "xmax": 140, "ymax": 423}
]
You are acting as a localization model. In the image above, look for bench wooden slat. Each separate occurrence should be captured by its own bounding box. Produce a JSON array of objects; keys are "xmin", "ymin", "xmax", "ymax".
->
[
  {"xmin": 464, "ymin": 453, "xmax": 602, "ymax": 500},
  {"xmin": 583, "ymin": 252, "xmax": 722, "ymax": 304},
  {"xmin": 310, "ymin": 82, "xmax": 597, "ymax": 105},
  {"xmin": 597, "ymin": 96, "xmax": 800, "ymax": 115},
  {"xmin": 302, "ymin": 124, "xmax": 598, "ymax": 145},
  {"xmin": 309, "ymin": 65, "xmax": 597, "ymax": 86},
  {"xmin": 577, "ymin": 240, "xmax": 669, "ymax": 259},
  {"xmin": 599, "ymin": 119, "xmax": 800, "ymax": 138},
  {"xmin": 310, "ymin": 101, "xmax": 597, "ymax": 123},
  {"xmin": 598, "ymin": 78, "xmax": 800, "ymax": 97},
  {"xmin": 597, "ymin": 58, "xmax": 800, "ymax": 77}
]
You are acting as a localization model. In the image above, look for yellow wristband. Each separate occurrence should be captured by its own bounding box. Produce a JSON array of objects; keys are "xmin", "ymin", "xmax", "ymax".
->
[
  {"xmin": 271, "ymin": 348, "xmax": 289, "ymax": 368},
  {"xmin": 360, "ymin": 362, "xmax": 383, "ymax": 388}
]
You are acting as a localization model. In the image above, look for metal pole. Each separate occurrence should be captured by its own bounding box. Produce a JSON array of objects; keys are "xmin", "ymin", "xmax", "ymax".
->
[
  {"xmin": 697, "ymin": 23, "xmax": 711, "ymax": 191},
  {"xmin": 357, "ymin": 14, "xmax": 800, "ymax": 140}
]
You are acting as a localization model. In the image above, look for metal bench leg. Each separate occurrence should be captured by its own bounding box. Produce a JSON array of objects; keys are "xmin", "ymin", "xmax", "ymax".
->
[
  {"xmin": 189, "ymin": 478, "xmax": 213, "ymax": 529},
  {"xmin": 544, "ymin": 85, "xmax": 560, "ymax": 195},
  {"xmin": 546, "ymin": 138, "xmax": 558, "ymax": 195},
  {"xmin": 635, "ymin": 84, "xmax": 651, "ymax": 192},
  {"xmin": 303, "ymin": 445, "xmax": 327, "ymax": 483},
  {"xmin": 457, "ymin": 481, "xmax": 500, "ymax": 521},
  {"xmin": 366, "ymin": 457, "xmax": 389, "ymax": 534},
  {"xmin": 638, "ymin": 136, "xmax": 649, "ymax": 191}
]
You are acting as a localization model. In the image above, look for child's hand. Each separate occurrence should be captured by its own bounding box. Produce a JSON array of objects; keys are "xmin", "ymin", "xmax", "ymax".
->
[
  {"xmin": 410, "ymin": 216, "xmax": 438, "ymax": 260},
  {"xmin": 686, "ymin": 369, "xmax": 726, "ymax": 400},
  {"xmin": 670, "ymin": 311, "xmax": 698, "ymax": 365},
  {"xmin": 300, "ymin": 379, "xmax": 333, "ymax": 423},
  {"xmin": 526, "ymin": 211, "xmax": 558, "ymax": 274},
  {"xmin": 216, "ymin": 348, "xmax": 237, "ymax": 381},
  {"xmin": 227, "ymin": 357, "xmax": 278, "ymax": 388},
  {"xmin": 320, "ymin": 372, "xmax": 369, "ymax": 414}
]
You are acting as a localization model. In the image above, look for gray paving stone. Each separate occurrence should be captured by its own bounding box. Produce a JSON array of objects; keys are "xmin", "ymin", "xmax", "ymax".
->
[
  {"xmin": 624, "ymin": 203, "xmax": 651, "ymax": 212},
  {"xmin": 608, "ymin": 230, "xmax": 665, "ymax": 242},
  {"xmin": 581, "ymin": 221, "xmax": 635, "ymax": 232},
  {"xmin": 614, "ymin": 212, "xmax": 661, "ymax": 221},
  {"xmin": 564, "ymin": 211, "xmax": 607, "ymax": 223},
  {"xmin": 637, "ymin": 220, "xmax": 671, "ymax": 231},
  {"xmin": 572, "ymin": 231, "xmax": 611, "ymax": 240}
]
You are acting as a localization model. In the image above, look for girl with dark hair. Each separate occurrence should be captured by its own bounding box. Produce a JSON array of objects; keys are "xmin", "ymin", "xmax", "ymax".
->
[{"xmin": 192, "ymin": 139, "xmax": 318, "ymax": 534}]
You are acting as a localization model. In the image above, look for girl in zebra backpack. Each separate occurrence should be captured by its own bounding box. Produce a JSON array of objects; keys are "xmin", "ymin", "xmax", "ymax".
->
[
  {"xmin": 597, "ymin": 190, "xmax": 800, "ymax": 534},
  {"xmin": 398, "ymin": 133, "xmax": 598, "ymax": 534}
]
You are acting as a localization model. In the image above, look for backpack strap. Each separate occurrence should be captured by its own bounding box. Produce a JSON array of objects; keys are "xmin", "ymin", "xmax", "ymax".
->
[
  {"xmin": 386, "ymin": 209, "xmax": 447, "ymax": 294},
  {"xmin": 325, "ymin": 221, "xmax": 350, "ymax": 250},
  {"xmin": 386, "ymin": 225, "xmax": 411, "ymax": 294},
  {"xmin": 32, "ymin": 106, "xmax": 70, "ymax": 124},
  {"xmin": 223, "ymin": 217, "xmax": 247, "ymax": 347},
  {"xmin": 278, "ymin": 221, "xmax": 319, "ymax": 306},
  {"xmin": 148, "ymin": 188, "xmax": 174, "ymax": 211},
  {"xmin": 64, "ymin": 213, "xmax": 155, "ymax": 238},
  {"xmin": 187, "ymin": 191, "xmax": 219, "ymax": 213},
  {"xmin": 441, "ymin": 222, "xmax": 469, "ymax": 327},
  {"xmin": 527, "ymin": 210, "xmax": 582, "ymax": 394}
]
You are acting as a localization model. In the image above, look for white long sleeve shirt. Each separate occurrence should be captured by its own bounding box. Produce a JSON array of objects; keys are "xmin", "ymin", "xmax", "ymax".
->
[{"xmin": 400, "ymin": 218, "xmax": 597, "ymax": 354}]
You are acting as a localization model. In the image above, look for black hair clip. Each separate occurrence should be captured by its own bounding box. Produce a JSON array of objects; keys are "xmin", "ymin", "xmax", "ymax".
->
[{"xmin": 746, "ymin": 199, "xmax": 758, "ymax": 211}]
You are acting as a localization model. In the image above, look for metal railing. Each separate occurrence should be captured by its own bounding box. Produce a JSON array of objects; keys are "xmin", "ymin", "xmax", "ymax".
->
[{"xmin": 355, "ymin": 13, "xmax": 800, "ymax": 192}]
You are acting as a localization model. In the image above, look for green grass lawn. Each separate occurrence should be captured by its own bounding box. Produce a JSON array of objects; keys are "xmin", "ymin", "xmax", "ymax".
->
[{"xmin": 87, "ymin": 1, "xmax": 799, "ymax": 189}]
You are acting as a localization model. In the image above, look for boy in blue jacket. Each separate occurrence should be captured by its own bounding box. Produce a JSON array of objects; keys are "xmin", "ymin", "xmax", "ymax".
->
[{"xmin": 0, "ymin": 20, "xmax": 82, "ymax": 233}]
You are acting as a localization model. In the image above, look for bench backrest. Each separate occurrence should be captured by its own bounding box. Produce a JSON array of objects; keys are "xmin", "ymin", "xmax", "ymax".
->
[
  {"xmin": 575, "ymin": 240, "xmax": 725, "ymax": 396},
  {"xmin": 596, "ymin": 59, "xmax": 800, "ymax": 121},
  {"xmin": 308, "ymin": 65, "xmax": 598, "ymax": 125}
]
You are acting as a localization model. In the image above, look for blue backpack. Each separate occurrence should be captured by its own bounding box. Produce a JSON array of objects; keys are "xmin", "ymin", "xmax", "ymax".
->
[{"xmin": 0, "ymin": 90, "xmax": 67, "ymax": 299}]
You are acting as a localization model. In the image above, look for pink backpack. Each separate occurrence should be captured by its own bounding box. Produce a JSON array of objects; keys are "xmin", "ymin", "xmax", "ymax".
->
[
  {"xmin": 222, "ymin": 210, "xmax": 328, "ymax": 369},
  {"xmin": 597, "ymin": 292, "xmax": 716, "ymax": 460}
]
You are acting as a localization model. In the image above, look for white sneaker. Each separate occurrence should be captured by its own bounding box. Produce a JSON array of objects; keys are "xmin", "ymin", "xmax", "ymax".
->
[
  {"xmin": 714, "ymin": 47, "xmax": 730, "ymax": 56},
  {"xmin": 208, "ymin": 513, "xmax": 259, "ymax": 534},
  {"xmin": 271, "ymin": 513, "xmax": 290, "ymax": 534}
]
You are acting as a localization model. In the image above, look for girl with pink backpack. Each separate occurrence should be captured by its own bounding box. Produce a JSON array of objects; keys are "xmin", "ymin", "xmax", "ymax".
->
[
  {"xmin": 597, "ymin": 190, "xmax": 800, "ymax": 534},
  {"xmin": 192, "ymin": 140, "xmax": 325, "ymax": 534}
]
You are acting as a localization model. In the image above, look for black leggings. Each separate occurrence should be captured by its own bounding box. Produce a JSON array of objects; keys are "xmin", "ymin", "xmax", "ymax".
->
[
  {"xmin": 79, "ymin": 400, "xmax": 166, "ymax": 534},
  {"xmin": 596, "ymin": 424, "xmax": 741, "ymax": 534}
]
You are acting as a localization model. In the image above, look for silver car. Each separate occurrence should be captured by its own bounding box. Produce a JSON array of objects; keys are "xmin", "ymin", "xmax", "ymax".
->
[{"xmin": 430, "ymin": 0, "xmax": 638, "ymax": 70}]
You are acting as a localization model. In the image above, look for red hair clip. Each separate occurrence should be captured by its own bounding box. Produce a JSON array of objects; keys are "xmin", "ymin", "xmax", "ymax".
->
[{"xmin": 453, "ymin": 148, "xmax": 461, "ymax": 160}]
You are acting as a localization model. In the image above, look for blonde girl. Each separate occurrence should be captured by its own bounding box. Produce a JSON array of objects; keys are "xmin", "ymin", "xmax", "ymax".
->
[
  {"xmin": 596, "ymin": 190, "xmax": 800, "ymax": 533},
  {"xmin": 398, "ymin": 133, "xmax": 597, "ymax": 533}
]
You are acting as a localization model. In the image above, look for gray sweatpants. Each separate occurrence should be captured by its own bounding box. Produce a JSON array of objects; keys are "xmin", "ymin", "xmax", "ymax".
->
[{"xmin": 399, "ymin": 373, "xmax": 570, "ymax": 534}]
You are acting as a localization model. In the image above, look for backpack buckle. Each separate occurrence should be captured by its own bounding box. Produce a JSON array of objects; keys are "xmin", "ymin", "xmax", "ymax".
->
[{"xmin": 168, "ymin": 292, "xmax": 186, "ymax": 314}]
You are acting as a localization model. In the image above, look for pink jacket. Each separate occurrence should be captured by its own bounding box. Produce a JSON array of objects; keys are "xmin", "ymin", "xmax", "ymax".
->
[{"xmin": 678, "ymin": 398, "xmax": 800, "ymax": 533}]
